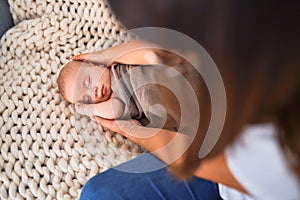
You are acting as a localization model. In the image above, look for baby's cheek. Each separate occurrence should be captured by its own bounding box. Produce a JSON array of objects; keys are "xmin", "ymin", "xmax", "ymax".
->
[{"xmin": 94, "ymin": 97, "xmax": 103, "ymax": 104}]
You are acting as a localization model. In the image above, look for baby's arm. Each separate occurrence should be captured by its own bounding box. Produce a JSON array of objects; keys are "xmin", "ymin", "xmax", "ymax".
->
[{"xmin": 75, "ymin": 98, "xmax": 124, "ymax": 119}]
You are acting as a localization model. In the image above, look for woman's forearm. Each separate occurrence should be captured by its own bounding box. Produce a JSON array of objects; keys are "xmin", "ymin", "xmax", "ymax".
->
[
  {"xmin": 125, "ymin": 125, "xmax": 177, "ymax": 151},
  {"xmin": 103, "ymin": 40, "xmax": 158, "ymax": 64},
  {"xmin": 111, "ymin": 40, "xmax": 162, "ymax": 65},
  {"xmin": 128, "ymin": 125, "xmax": 201, "ymax": 178},
  {"xmin": 109, "ymin": 40, "xmax": 159, "ymax": 55}
]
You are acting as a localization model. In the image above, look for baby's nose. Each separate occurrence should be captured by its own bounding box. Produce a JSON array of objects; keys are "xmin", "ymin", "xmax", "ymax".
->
[{"xmin": 88, "ymin": 87, "xmax": 97, "ymax": 97}]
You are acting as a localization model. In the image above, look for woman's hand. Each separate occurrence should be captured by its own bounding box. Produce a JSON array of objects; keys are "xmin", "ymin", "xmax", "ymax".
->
[
  {"xmin": 71, "ymin": 50, "xmax": 110, "ymax": 66},
  {"xmin": 71, "ymin": 40, "xmax": 162, "ymax": 66},
  {"xmin": 94, "ymin": 117, "xmax": 141, "ymax": 138},
  {"xmin": 94, "ymin": 116, "xmax": 201, "ymax": 179}
]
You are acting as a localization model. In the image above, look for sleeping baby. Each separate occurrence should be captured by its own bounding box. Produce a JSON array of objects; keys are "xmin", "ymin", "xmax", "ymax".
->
[
  {"xmin": 58, "ymin": 60, "xmax": 125, "ymax": 120},
  {"xmin": 57, "ymin": 50, "xmax": 200, "ymax": 132}
]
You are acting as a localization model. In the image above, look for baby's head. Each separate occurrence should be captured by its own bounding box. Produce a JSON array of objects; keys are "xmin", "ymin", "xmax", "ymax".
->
[{"xmin": 57, "ymin": 61, "xmax": 112, "ymax": 104}]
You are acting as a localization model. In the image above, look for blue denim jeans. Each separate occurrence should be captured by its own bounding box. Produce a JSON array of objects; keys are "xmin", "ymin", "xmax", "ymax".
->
[{"xmin": 80, "ymin": 153, "xmax": 222, "ymax": 200}]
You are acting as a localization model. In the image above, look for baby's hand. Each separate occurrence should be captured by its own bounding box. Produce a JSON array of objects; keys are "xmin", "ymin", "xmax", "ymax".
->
[{"xmin": 75, "ymin": 102, "xmax": 95, "ymax": 118}]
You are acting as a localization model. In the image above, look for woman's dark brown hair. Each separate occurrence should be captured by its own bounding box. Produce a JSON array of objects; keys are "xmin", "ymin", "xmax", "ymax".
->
[{"xmin": 109, "ymin": 0, "xmax": 300, "ymax": 177}]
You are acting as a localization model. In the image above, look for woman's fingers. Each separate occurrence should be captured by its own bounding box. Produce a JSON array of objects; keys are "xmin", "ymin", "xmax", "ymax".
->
[
  {"xmin": 94, "ymin": 117, "xmax": 118, "ymax": 130},
  {"xmin": 94, "ymin": 117, "xmax": 141, "ymax": 137},
  {"xmin": 71, "ymin": 52, "xmax": 94, "ymax": 61},
  {"xmin": 71, "ymin": 51, "xmax": 107, "ymax": 64},
  {"xmin": 71, "ymin": 53, "xmax": 88, "ymax": 61},
  {"xmin": 94, "ymin": 117, "xmax": 127, "ymax": 136}
]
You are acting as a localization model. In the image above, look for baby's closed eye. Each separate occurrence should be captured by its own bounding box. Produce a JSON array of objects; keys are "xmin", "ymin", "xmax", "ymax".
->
[{"xmin": 84, "ymin": 76, "xmax": 91, "ymax": 88}]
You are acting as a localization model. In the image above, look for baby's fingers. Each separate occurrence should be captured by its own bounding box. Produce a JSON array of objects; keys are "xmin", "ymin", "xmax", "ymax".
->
[{"xmin": 74, "ymin": 102, "xmax": 83, "ymax": 112}]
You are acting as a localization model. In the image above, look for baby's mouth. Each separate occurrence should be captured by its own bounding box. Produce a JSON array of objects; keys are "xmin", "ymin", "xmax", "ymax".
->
[
  {"xmin": 94, "ymin": 86, "xmax": 100, "ymax": 98},
  {"xmin": 101, "ymin": 85, "xmax": 106, "ymax": 97}
]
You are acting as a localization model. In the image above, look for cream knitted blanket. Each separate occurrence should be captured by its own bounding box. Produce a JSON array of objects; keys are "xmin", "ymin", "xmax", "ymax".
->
[{"xmin": 0, "ymin": 0, "xmax": 142, "ymax": 199}]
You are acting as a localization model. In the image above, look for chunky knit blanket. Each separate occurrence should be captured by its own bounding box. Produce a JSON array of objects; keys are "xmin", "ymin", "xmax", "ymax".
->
[{"xmin": 0, "ymin": 1, "xmax": 143, "ymax": 199}]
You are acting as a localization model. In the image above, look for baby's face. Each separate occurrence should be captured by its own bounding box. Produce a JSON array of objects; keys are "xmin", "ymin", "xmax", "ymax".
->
[{"xmin": 65, "ymin": 61, "xmax": 112, "ymax": 104}]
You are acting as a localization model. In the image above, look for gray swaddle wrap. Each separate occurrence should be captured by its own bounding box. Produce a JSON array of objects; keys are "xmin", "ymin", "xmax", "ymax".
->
[
  {"xmin": 111, "ymin": 64, "xmax": 180, "ymax": 131},
  {"xmin": 110, "ymin": 63, "xmax": 202, "ymax": 133}
]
